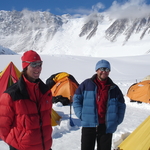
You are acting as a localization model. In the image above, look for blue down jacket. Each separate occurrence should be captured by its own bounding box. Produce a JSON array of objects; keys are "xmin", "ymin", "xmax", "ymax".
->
[{"xmin": 73, "ymin": 74, "xmax": 126, "ymax": 133}]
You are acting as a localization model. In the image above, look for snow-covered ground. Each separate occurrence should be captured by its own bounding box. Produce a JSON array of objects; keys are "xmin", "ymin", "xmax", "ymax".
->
[{"xmin": 0, "ymin": 53, "xmax": 150, "ymax": 150}]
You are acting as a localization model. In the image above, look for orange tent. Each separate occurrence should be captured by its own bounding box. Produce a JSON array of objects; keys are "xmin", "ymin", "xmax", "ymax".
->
[
  {"xmin": 46, "ymin": 72, "xmax": 79, "ymax": 104},
  {"xmin": 0, "ymin": 62, "xmax": 20, "ymax": 96},
  {"xmin": 127, "ymin": 80, "xmax": 150, "ymax": 103}
]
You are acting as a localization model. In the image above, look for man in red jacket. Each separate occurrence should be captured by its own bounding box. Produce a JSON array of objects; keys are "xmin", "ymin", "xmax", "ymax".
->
[{"xmin": 0, "ymin": 50, "xmax": 52, "ymax": 150}]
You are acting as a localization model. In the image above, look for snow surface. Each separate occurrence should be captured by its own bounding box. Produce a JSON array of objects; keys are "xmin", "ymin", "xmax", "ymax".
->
[{"xmin": 0, "ymin": 53, "xmax": 150, "ymax": 150}]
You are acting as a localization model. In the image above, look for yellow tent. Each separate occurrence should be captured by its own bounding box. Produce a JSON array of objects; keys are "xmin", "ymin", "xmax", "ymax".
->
[
  {"xmin": 51, "ymin": 109, "xmax": 62, "ymax": 126},
  {"xmin": 117, "ymin": 116, "xmax": 150, "ymax": 150}
]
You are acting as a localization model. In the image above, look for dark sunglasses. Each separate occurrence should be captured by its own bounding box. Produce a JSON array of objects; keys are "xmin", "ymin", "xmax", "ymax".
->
[
  {"xmin": 23, "ymin": 61, "xmax": 43, "ymax": 68},
  {"xmin": 99, "ymin": 67, "xmax": 110, "ymax": 72}
]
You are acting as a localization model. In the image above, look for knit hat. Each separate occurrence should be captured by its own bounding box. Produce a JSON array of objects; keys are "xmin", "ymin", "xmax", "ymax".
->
[
  {"xmin": 95, "ymin": 59, "xmax": 111, "ymax": 71},
  {"xmin": 21, "ymin": 50, "xmax": 42, "ymax": 69}
]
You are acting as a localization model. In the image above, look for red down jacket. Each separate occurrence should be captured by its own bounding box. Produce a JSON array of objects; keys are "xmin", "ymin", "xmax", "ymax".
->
[{"xmin": 0, "ymin": 75, "xmax": 52, "ymax": 150}]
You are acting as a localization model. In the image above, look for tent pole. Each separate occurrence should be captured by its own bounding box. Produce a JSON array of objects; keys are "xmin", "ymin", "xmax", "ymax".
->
[{"xmin": 69, "ymin": 96, "xmax": 75, "ymax": 127}]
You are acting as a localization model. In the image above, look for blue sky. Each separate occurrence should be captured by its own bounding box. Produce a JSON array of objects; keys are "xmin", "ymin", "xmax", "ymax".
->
[
  {"xmin": 0, "ymin": 0, "xmax": 150, "ymax": 16},
  {"xmin": 0, "ymin": 0, "xmax": 134, "ymax": 15}
]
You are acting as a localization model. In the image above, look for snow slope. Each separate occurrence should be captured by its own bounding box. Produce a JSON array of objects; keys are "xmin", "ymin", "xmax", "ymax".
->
[{"xmin": 0, "ymin": 54, "xmax": 150, "ymax": 150}]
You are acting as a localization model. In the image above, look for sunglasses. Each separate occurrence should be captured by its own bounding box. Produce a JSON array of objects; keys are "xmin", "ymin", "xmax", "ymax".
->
[
  {"xmin": 24, "ymin": 61, "xmax": 43, "ymax": 68},
  {"xmin": 99, "ymin": 67, "xmax": 110, "ymax": 72}
]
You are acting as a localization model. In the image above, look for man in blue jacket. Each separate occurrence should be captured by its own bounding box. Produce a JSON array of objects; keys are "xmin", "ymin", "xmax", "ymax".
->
[{"xmin": 73, "ymin": 59, "xmax": 126, "ymax": 150}]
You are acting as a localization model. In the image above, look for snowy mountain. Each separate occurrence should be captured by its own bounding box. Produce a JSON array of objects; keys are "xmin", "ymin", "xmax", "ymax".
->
[
  {"xmin": 0, "ymin": 45, "xmax": 16, "ymax": 55},
  {"xmin": 0, "ymin": 10, "xmax": 150, "ymax": 57}
]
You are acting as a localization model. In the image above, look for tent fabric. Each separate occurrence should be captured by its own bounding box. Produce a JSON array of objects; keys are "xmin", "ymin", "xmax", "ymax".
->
[
  {"xmin": 0, "ymin": 62, "xmax": 20, "ymax": 96},
  {"xmin": 51, "ymin": 108, "xmax": 62, "ymax": 126},
  {"xmin": 0, "ymin": 62, "xmax": 61, "ymax": 126},
  {"xmin": 46, "ymin": 72, "xmax": 79, "ymax": 104},
  {"xmin": 53, "ymin": 72, "xmax": 69, "ymax": 82},
  {"xmin": 52, "ymin": 95, "xmax": 70, "ymax": 106},
  {"xmin": 127, "ymin": 80, "xmax": 150, "ymax": 103},
  {"xmin": 142, "ymin": 75, "xmax": 150, "ymax": 81},
  {"xmin": 117, "ymin": 116, "xmax": 150, "ymax": 150}
]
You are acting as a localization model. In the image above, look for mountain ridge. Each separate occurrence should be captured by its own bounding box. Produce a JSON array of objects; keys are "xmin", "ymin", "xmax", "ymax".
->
[{"xmin": 0, "ymin": 10, "xmax": 150, "ymax": 57}]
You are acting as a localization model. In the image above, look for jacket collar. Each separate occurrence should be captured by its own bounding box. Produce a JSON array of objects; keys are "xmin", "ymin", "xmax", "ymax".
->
[
  {"xmin": 91, "ymin": 74, "xmax": 115, "ymax": 86},
  {"xmin": 18, "ymin": 75, "xmax": 50, "ymax": 98}
]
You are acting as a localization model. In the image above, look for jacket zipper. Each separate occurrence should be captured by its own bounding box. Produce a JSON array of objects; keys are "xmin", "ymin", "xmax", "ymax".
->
[
  {"xmin": 105, "ymin": 85, "xmax": 115, "ymax": 129},
  {"xmin": 36, "ymin": 102, "xmax": 45, "ymax": 150},
  {"xmin": 34, "ymin": 84, "xmax": 45, "ymax": 150}
]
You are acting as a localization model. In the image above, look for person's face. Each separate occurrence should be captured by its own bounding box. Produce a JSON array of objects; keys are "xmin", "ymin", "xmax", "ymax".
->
[
  {"xmin": 26, "ymin": 61, "xmax": 42, "ymax": 82},
  {"xmin": 96, "ymin": 68, "xmax": 110, "ymax": 81}
]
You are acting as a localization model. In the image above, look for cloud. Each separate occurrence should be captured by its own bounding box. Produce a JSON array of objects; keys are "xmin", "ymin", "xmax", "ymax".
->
[
  {"xmin": 65, "ymin": 8, "xmax": 92, "ymax": 15},
  {"xmin": 91, "ymin": 2, "xmax": 105, "ymax": 12},
  {"xmin": 106, "ymin": 0, "xmax": 150, "ymax": 19},
  {"xmin": 56, "ymin": 0, "xmax": 150, "ymax": 19},
  {"xmin": 62, "ymin": 2, "xmax": 105, "ymax": 16}
]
